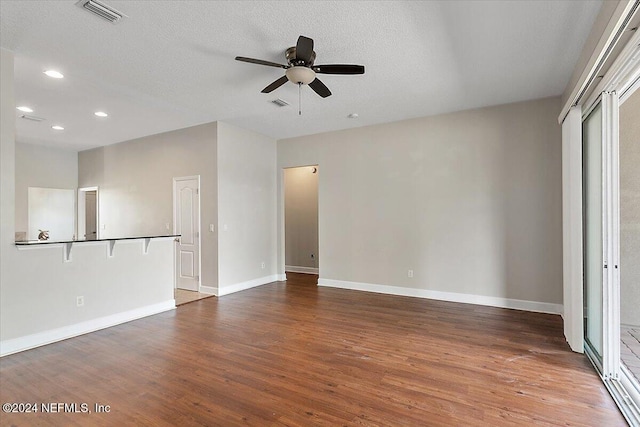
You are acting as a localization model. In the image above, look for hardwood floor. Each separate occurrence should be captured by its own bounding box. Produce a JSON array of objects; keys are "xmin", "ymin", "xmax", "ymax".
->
[
  {"xmin": 0, "ymin": 273, "xmax": 625, "ymax": 426},
  {"xmin": 174, "ymin": 289, "xmax": 215, "ymax": 306}
]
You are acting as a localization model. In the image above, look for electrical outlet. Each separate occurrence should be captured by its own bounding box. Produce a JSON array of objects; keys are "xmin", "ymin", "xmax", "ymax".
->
[
  {"xmin": 76, "ymin": 296, "xmax": 84, "ymax": 307},
  {"xmin": 261, "ymin": 262, "xmax": 266, "ymax": 269},
  {"xmin": 408, "ymin": 270, "xmax": 414, "ymax": 278}
]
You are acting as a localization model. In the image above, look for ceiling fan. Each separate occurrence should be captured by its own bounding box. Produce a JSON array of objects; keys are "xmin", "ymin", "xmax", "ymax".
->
[{"xmin": 235, "ymin": 35, "xmax": 365, "ymax": 99}]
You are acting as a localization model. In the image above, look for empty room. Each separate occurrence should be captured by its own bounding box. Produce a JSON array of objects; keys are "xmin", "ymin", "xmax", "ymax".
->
[{"xmin": 1, "ymin": 1, "xmax": 639, "ymax": 426}]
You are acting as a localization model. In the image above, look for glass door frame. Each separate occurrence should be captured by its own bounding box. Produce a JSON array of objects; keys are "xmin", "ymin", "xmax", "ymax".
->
[
  {"xmin": 581, "ymin": 32, "xmax": 640, "ymax": 421},
  {"xmin": 582, "ymin": 92, "xmax": 620, "ymax": 380}
]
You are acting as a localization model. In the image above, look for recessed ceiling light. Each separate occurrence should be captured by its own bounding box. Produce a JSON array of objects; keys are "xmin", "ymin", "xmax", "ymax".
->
[
  {"xmin": 16, "ymin": 106, "xmax": 34, "ymax": 113},
  {"xmin": 94, "ymin": 111, "xmax": 108, "ymax": 117},
  {"xmin": 44, "ymin": 70, "xmax": 64, "ymax": 79},
  {"xmin": 51, "ymin": 125, "xmax": 64, "ymax": 130},
  {"xmin": 347, "ymin": 113, "xmax": 359, "ymax": 119}
]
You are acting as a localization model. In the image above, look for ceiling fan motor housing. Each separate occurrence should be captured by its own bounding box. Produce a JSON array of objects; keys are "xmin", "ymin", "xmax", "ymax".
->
[{"xmin": 285, "ymin": 46, "xmax": 316, "ymax": 66}]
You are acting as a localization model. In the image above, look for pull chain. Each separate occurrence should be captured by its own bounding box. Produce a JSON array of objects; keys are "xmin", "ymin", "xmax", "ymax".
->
[{"xmin": 298, "ymin": 83, "xmax": 302, "ymax": 116}]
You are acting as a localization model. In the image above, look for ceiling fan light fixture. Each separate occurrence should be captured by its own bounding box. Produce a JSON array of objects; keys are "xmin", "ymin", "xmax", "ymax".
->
[{"xmin": 285, "ymin": 66, "xmax": 316, "ymax": 85}]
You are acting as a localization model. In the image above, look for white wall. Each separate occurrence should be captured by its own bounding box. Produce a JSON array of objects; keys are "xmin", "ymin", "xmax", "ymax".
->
[
  {"xmin": 27, "ymin": 187, "xmax": 75, "ymax": 241},
  {"xmin": 284, "ymin": 166, "xmax": 319, "ymax": 271},
  {"xmin": 620, "ymin": 88, "xmax": 640, "ymax": 326},
  {"xmin": 1, "ymin": 49, "xmax": 175, "ymax": 356},
  {"xmin": 15, "ymin": 142, "xmax": 78, "ymax": 237},
  {"xmin": 217, "ymin": 121, "xmax": 277, "ymax": 292},
  {"xmin": 278, "ymin": 97, "xmax": 563, "ymax": 310},
  {"xmin": 78, "ymin": 123, "xmax": 218, "ymax": 288}
]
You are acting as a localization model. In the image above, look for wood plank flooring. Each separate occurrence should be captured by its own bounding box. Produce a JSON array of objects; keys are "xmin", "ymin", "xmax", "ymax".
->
[
  {"xmin": 174, "ymin": 289, "xmax": 215, "ymax": 306},
  {"xmin": 0, "ymin": 273, "xmax": 625, "ymax": 426}
]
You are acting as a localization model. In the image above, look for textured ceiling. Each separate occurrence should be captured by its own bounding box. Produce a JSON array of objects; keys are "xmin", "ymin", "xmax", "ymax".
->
[{"xmin": 0, "ymin": 0, "xmax": 602, "ymax": 151}]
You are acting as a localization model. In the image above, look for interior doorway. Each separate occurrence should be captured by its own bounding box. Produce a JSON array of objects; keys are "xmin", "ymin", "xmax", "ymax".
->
[
  {"xmin": 284, "ymin": 165, "xmax": 319, "ymax": 275},
  {"xmin": 84, "ymin": 191, "xmax": 97, "ymax": 240},
  {"xmin": 77, "ymin": 186, "xmax": 99, "ymax": 241},
  {"xmin": 173, "ymin": 176, "xmax": 201, "ymax": 292}
]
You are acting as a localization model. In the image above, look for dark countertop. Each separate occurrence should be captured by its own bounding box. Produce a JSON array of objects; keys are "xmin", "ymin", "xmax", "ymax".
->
[{"xmin": 15, "ymin": 234, "xmax": 180, "ymax": 246}]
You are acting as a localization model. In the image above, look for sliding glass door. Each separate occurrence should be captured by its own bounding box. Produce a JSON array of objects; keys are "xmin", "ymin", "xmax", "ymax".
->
[
  {"xmin": 618, "ymin": 83, "xmax": 640, "ymax": 424},
  {"xmin": 583, "ymin": 89, "xmax": 640, "ymax": 424},
  {"xmin": 582, "ymin": 92, "xmax": 620, "ymax": 379},
  {"xmin": 579, "ymin": 14, "xmax": 640, "ymax": 424},
  {"xmin": 583, "ymin": 102, "xmax": 604, "ymax": 366}
]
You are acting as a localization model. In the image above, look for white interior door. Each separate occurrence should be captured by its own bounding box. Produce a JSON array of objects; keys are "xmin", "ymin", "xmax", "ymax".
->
[{"xmin": 174, "ymin": 176, "xmax": 200, "ymax": 291}]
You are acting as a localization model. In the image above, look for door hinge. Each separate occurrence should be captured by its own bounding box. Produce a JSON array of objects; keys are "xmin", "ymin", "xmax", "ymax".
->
[{"xmin": 196, "ymin": 188, "xmax": 199, "ymax": 195}]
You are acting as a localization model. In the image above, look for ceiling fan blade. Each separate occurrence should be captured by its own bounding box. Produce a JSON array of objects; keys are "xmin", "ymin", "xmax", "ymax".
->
[
  {"xmin": 313, "ymin": 64, "xmax": 365, "ymax": 75},
  {"xmin": 296, "ymin": 36, "xmax": 314, "ymax": 63},
  {"xmin": 308, "ymin": 78, "xmax": 331, "ymax": 98},
  {"xmin": 261, "ymin": 75, "xmax": 289, "ymax": 93},
  {"xmin": 235, "ymin": 56, "xmax": 288, "ymax": 69}
]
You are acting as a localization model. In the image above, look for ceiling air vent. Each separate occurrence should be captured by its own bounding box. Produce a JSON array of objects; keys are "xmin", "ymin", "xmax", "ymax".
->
[
  {"xmin": 77, "ymin": 0, "xmax": 126, "ymax": 24},
  {"xmin": 19, "ymin": 114, "xmax": 45, "ymax": 122},
  {"xmin": 271, "ymin": 99, "xmax": 290, "ymax": 107}
]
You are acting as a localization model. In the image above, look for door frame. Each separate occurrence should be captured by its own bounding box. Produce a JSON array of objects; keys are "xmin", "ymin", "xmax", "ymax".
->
[
  {"xmin": 278, "ymin": 164, "xmax": 321, "ymax": 282},
  {"xmin": 77, "ymin": 186, "xmax": 99, "ymax": 241},
  {"xmin": 173, "ymin": 175, "xmax": 202, "ymax": 291}
]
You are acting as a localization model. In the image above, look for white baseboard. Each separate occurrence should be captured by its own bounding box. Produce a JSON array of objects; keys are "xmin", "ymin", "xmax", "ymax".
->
[
  {"xmin": 276, "ymin": 274, "xmax": 287, "ymax": 282},
  {"xmin": 199, "ymin": 285, "xmax": 217, "ymax": 295},
  {"xmin": 0, "ymin": 300, "xmax": 176, "ymax": 357},
  {"xmin": 317, "ymin": 278, "xmax": 563, "ymax": 315},
  {"xmin": 218, "ymin": 274, "xmax": 278, "ymax": 297},
  {"xmin": 285, "ymin": 265, "xmax": 319, "ymax": 275}
]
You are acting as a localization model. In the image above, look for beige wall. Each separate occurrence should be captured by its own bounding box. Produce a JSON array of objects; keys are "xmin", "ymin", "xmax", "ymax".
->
[
  {"xmin": 620, "ymin": 88, "xmax": 640, "ymax": 326},
  {"xmin": 284, "ymin": 166, "xmax": 319, "ymax": 270},
  {"xmin": 78, "ymin": 120, "xmax": 278, "ymax": 293},
  {"xmin": 15, "ymin": 142, "xmax": 78, "ymax": 236},
  {"xmin": 278, "ymin": 96, "xmax": 563, "ymax": 305},
  {"xmin": 78, "ymin": 122, "xmax": 218, "ymax": 287},
  {"xmin": 217, "ymin": 122, "xmax": 277, "ymax": 289}
]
